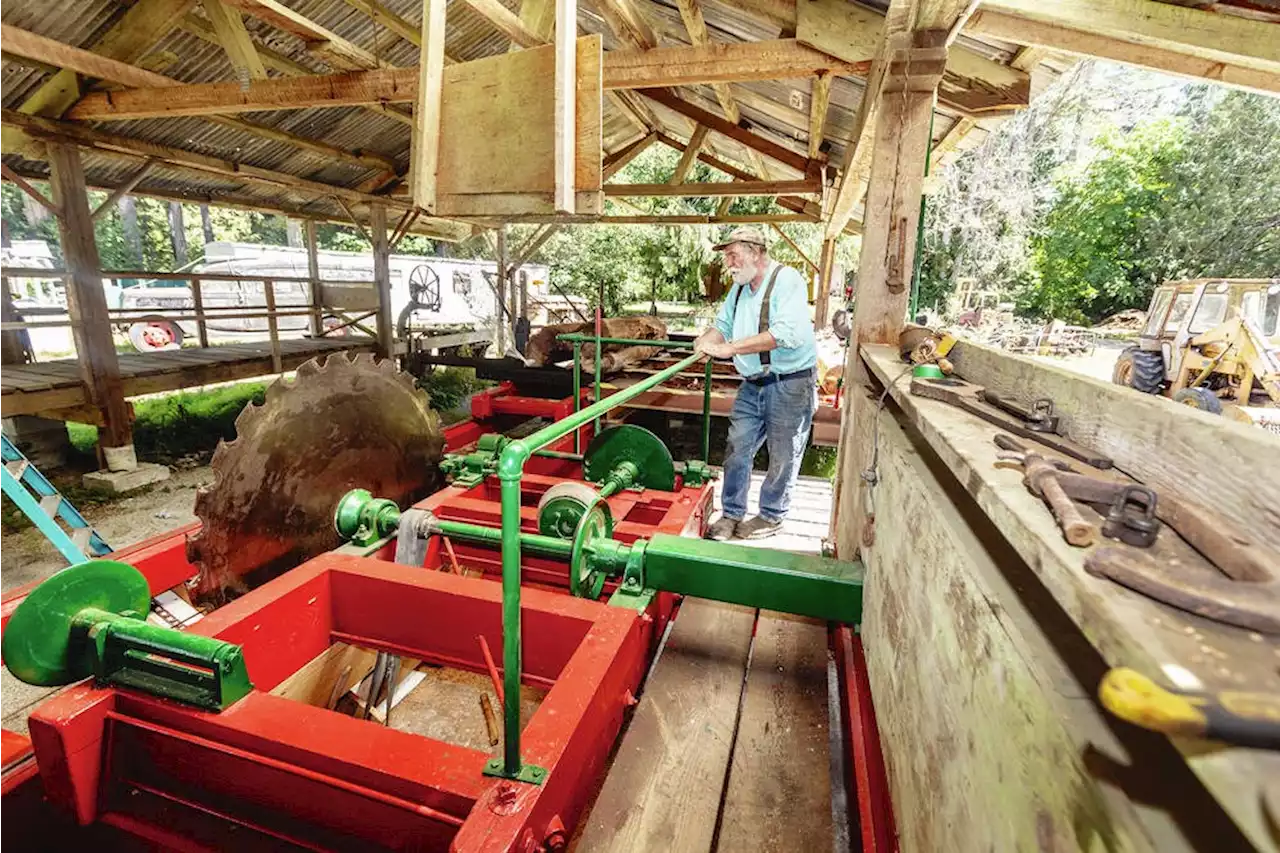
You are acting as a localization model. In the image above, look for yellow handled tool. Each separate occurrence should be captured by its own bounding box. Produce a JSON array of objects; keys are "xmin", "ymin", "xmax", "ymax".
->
[{"xmin": 1100, "ymin": 667, "xmax": 1280, "ymax": 750}]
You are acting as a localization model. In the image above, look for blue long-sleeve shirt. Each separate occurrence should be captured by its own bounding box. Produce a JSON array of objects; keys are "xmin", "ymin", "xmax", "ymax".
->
[{"xmin": 713, "ymin": 261, "xmax": 818, "ymax": 378}]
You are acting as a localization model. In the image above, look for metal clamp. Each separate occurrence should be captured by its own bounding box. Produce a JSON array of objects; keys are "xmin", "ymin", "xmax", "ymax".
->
[{"xmin": 1102, "ymin": 485, "xmax": 1161, "ymax": 548}]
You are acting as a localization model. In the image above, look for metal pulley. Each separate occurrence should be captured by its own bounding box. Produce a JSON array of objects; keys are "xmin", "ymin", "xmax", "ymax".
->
[
  {"xmin": 538, "ymin": 481, "xmax": 605, "ymax": 538},
  {"xmin": 1, "ymin": 560, "xmax": 253, "ymax": 710}
]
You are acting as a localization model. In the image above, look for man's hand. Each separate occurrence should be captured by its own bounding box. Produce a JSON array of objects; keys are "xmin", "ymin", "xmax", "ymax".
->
[{"xmin": 698, "ymin": 340, "xmax": 736, "ymax": 360}]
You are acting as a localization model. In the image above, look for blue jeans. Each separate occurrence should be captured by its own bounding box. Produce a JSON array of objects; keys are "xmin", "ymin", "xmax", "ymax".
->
[{"xmin": 721, "ymin": 374, "xmax": 817, "ymax": 522}]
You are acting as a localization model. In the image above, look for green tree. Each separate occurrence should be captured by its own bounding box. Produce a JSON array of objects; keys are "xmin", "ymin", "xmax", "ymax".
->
[{"xmin": 1024, "ymin": 121, "xmax": 1183, "ymax": 323}]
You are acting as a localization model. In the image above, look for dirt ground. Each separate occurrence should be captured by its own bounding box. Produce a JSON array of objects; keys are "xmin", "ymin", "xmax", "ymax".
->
[{"xmin": 1, "ymin": 465, "xmax": 212, "ymax": 594}]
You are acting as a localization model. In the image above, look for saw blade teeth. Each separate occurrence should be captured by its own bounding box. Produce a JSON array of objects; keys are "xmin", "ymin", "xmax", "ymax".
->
[
  {"xmin": 295, "ymin": 358, "xmax": 322, "ymax": 380},
  {"xmin": 352, "ymin": 352, "xmax": 377, "ymax": 370},
  {"xmin": 264, "ymin": 376, "xmax": 291, "ymax": 405},
  {"xmin": 208, "ymin": 438, "xmax": 236, "ymax": 470}
]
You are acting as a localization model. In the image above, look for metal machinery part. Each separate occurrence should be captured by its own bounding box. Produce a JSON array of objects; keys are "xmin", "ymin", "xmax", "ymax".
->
[
  {"xmin": 188, "ymin": 352, "xmax": 445, "ymax": 598},
  {"xmin": 538, "ymin": 481, "xmax": 608, "ymax": 539},
  {"xmin": 582, "ymin": 425, "xmax": 676, "ymax": 492},
  {"xmin": 1, "ymin": 560, "xmax": 252, "ymax": 710},
  {"xmin": 396, "ymin": 264, "xmax": 443, "ymax": 339}
]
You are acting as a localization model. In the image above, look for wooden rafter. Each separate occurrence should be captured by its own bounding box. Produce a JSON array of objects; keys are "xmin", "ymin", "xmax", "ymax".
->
[
  {"xmin": 223, "ymin": 0, "xmax": 382, "ymax": 69},
  {"xmin": 203, "ymin": 0, "xmax": 268, "ymax": 81},
  {"xmin": 0, "ymin": 165, "xmax": 61, "ymax": 220},
  {"xmin": 2, "ymin": 109, "xmax": 469, "ymax": 240},
  {"xmin": 669, "ymin": 125, "xmax": 709, "ymax": 184},
  {"xmin": 603, "ymin": 39, "xmax": 870, "ymax": 89},
  {"xmin": 605, "ymin": 179, "xmax": 819, "ymax": 197},
  {"xmin": 457, "ymin": 0, "xmax": 546, "ymax": 47},
  {"xmin": 770, "ymin": 223, "xmax": 819, "ymax": 273},
  {"xmin": 90, "ymin": 158, "xmax": 159, "ymax": 219},
  {"xmin": 592, "ymin": 0, "xmax": 658, "ymax": 51},
  {"xmin": 602, "ymin": 131, "xmax": 658, "ymax": 179},
  {"xmin": 641, "ymin": 88, "xmax": 816, "ymax": 177},
  {"xmin": 967, "ymin": 4, "xmax": 1280, "ymax": 95},
  {"xmin": 808, "ymin": 71, "xmax": 833, "ymax": 159}
]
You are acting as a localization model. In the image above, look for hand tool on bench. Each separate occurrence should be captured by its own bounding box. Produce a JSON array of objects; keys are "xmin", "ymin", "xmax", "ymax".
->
[
  {"xmin": 910, "ymin": 376, "xmax": 1113, "ymax": 468},
  {"xmin": 981, "ymin": 391, "xmax": 1060, "ymax": 433},
  {"xmin": 1099, "ymin": 667, "xmax": 1280, "ymax": 749},
  {"xmin": 1012, "ymin": 451, "xmax": 1098, "ymax": 546}
]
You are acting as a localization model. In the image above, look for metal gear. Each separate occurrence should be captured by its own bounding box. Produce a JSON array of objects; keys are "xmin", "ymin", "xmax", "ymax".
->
[{"xmin": 187, "ymin": 352, "xmax": 445, "ymax": 599}]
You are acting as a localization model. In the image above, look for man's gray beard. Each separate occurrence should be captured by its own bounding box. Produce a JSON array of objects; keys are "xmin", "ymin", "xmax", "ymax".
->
[{"xmin": 729, "ymin": 265, "xmax": 757, "ymax": 285}]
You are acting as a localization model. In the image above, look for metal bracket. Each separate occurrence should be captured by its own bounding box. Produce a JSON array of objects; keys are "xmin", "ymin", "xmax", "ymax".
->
[{"xmin": 482, "ymin": 758, "xmax": 548, "ymax": 785}]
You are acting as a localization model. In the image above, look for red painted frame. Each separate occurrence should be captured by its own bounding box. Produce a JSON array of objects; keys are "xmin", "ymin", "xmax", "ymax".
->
[{"xmin": 27, "ymin": 554, "xmax": 653, "ymax": 852}]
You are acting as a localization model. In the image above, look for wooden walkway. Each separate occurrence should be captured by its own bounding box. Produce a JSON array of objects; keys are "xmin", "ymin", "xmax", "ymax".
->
[
  {"xmin": 1, "ymin": 337, "xmax": 375, "ymax": 417},
  {"xmin": 712, "ymin": 472, "xmax": 833, "ymax": 555}
]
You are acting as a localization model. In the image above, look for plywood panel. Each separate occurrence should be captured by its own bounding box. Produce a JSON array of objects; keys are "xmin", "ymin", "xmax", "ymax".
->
[{"xmin": 437, "ymin": 36, "xmax": 603, "ymax": 216}]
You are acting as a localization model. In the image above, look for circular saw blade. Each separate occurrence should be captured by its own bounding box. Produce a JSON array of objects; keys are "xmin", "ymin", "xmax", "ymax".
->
[{"xmin": 188, "ymin": 352, "xmax": 444, "ymax": 598}]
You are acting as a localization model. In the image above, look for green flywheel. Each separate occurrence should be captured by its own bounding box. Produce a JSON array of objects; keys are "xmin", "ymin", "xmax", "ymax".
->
[
  {"xmin": 583, "ymin": 425, "xmax": 676, "ymax": 492},
  {"xmin": 569, "ymin": 499, "xmax": 614, "ymax": 599},
  {"xmin": 2, "ymin": 560, "xmax": 149, "ymax": 687}
]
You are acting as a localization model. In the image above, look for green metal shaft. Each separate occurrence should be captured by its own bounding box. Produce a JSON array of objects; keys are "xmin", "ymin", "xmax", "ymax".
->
[
  {"xmin": 494, "ymin": 350, "xmax": 707, "ymax": 778},
  {"xmin": 433, "ymin": 519, "xmax": 572, "ymax": 558},
  {"xmin": 556, "ymin": 334, "xmax": 696, "ymax": 349},
  {"xmin": 572, "ymin": 341, "xmax": 582, "ymax": 454},
  {"xmin": 702, "ymin": 358, "xmax": 713, "ymax": 464},
  {"xmin": 593, "ymin": 327, "xmax": 603, "ymax": 435},
  {"xmin": 533, "ymin": 450, "xmax": 583, "ymax": 462},
  {"xmin": 641, "ymin": 535, "xmax": 863, "ymax": 623}
]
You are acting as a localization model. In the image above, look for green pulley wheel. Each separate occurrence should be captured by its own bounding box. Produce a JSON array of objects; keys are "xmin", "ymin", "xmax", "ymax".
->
[
  {"xmin": 2, "ymin": 560, "xmax": 149, "ymax": 687},
  {"xmin": 537, "ymin": 481, "xmax": 604, "ymax": 538},
  {"xmin": 583, "ymin": 425, "xmax": 676, "ymax": 492},
  {"xmin": 569, "ymin": 499, "xmax": 613, "ymax": 599}
]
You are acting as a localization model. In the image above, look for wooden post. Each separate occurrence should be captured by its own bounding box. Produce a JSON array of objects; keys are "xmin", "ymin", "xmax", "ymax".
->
[
  {"xmin": 830, "ymin": 39, "xmax": 943, "ymax": 559},
  {"xmin": 553, "ymin": 0, "xmax": 577, "ymax": 213},
  {"xmin": 412, "ymin": 0, "xmax": 446, "ymax": 212},
  {"xmin": 495, "ymin": 224, "xmax": 508, "ymax": 356},
  {"xmin": 45, "ymin": 142, "xmax": 134, "ymax": 458},
  {"xmin": 264, "ymin": 278, "xmax": 282, "ymax": 374},
  {"xmin": 814, "ymin": 236, "xmax": 837, "ymax": 330},
  {"xmin": 371, "ymin": 203, "xmax": 394, "ymax": 359},
  {"xmin": 304, "ymin": 219, "xmax": 323, "ymax": 337},
  {"xmin": 191, "ymin": 275, "xmax": 209, "ymax": 348}
]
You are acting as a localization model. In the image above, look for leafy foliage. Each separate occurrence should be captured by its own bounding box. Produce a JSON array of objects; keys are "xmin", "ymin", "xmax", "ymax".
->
[{"xmin": 920, "ymin": 63, "xmax": 1280, "ymax": 325}]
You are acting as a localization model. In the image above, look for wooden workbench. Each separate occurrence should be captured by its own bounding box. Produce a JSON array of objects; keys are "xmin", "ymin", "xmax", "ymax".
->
[{"xmin": 858, "ymin": 342, "xmax": 1279, "ymax": 853}]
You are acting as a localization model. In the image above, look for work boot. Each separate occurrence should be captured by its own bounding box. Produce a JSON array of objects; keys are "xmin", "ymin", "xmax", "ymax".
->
[
  {"xmin": 706, "ymin": 516, "xmax": 740, "ymax": 541},
  {"xmin": 736, "ymin": 515, "xmax": 783, "ymax": 540}
]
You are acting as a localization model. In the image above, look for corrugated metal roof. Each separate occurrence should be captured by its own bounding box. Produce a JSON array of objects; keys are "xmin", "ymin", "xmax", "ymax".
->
[{"xmin": 0, "ymin": 0, "xmax": 1084, "ymax": 224}]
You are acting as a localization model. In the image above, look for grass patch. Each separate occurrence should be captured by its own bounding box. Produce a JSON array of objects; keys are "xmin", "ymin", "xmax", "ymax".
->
[
  {"xmin": 69, "ymin": 381, "xmax": 268, "ymax": 466},
  {"xmin": 417, "ymin": 366, "xmax": 492, "ymax": 414}
]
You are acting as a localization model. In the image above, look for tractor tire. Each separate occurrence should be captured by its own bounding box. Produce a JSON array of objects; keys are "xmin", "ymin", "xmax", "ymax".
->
[
  {"xmin": 1112, "ymin": 347, "xmax": 1164, "ymax": 394},
  {"xmin": 1172, "ymin": 387, "xmax": 1223, "ymax": 415}
]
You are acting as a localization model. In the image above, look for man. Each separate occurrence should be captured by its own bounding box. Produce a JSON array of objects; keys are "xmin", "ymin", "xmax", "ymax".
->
[{"xmin": 694, "ymin": 227, "xmax": 818, "ymax": 540}]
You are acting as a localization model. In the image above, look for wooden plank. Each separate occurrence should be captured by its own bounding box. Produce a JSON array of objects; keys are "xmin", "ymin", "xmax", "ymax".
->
[
  {"xmin": 411, "ymin": 0, "xmax": 448, "ymax": 213},
  {"xmin": 436, "ymin": 38, "xmax": 602, "ymax": 216},
  {"xmin": 456, "ymin": 0, "xmax": 546, "ymax": 47},
  {"xmin": 981, "ymin": 0, "xmax": 1280, "ymax": 72},
  {"xmin": 796, "ymin": 0, "xmax": 882, "ymax": 66},
  {"xmin": 204, "ymin": 0, "xmax": 269, "ymax": 81},
  {"xmin": 271, "ymin": 642, "xmax": 377, "ymax": 707},
  {"xmin": 226, "ymin": 0, "xmax": 382, "ymax": 70},
  {"xmin": 554, "ymin": 0, "xmax": 577, "ymax": 213},
  {"xmin": 807, "ymin": 72, "xmax": 833, "ymax": 159},
  {"xmin": 602, "ymin": 132, "xmax": 657, "ymax": 180},
  {"xmin": 716, "ymin": 612, "xmax": 832, "ymax": 851},
  {"xmin": 967, "ymin": 9, "xmax": 1280, "ymax": 97},
  {"xmin": 669, "ymin": 125, "xmax": 708, "ymax": 185},
  {"xmin": 862, "ymin": 343, "xmax": 1280, "ymax": 852},
  {"xmin": 576, "ymin": 598, "xmax": 756, "ymax": 850},
  {"xmin": 603, "ymin": 38, "xmax": 869, "ymax": 90},
  {"xmin": 605, "ymin": 179, "xmax": 817, "ymax": 198}
]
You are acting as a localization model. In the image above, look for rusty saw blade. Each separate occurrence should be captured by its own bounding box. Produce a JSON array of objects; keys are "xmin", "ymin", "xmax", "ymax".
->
[{"xmin": 188, "ymin": 352, "xmax": 444, "ymax": 599}]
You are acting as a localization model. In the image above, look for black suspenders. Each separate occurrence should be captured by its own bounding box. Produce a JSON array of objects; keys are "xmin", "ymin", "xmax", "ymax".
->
[{"xmin": 730, "ymin": 265, "xmax": 783, "ymax": 367}]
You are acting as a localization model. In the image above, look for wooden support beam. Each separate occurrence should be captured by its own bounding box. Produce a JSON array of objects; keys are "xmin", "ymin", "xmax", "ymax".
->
[
  {"xmin": 1, "ymin": 110, "xmax": 467, "ymax": 240},
  {"xmin": 304, "ymin": 219, "xmax": 323, "ymax": 336},
  {"xmin": 64, "ymin": 39, "xmax": 870, "ymax": 122},
  {"xmin": 203, "ymin": 0, "xmax": 269, "ymax": 81},
  {"xmin": 715, "ymin": 193, "xmax": 736, "ymax": 217},
  {"xmin": 669, "ymin": 125, "xmax": 709, "ymax": 184},
  {"xmin": 0, "ymin": 165, "xmax": 61, "ymax": 220},
  {"xmin": 600, "ymin": 212, "xmax": 816, "ymax": 224},
  {"xmin": 770, "ymin": 223, "xmax": 818, "ymax": 274},
  {"xmin": 814, "ymin": 235, "xmax": 836, "ymax": 328},
  {"xmin": 339, "ymin": 0, "xmax": 458, "ymax": 62},
  {"xmin": 371, "ymin": 203, "xmax": 394, "ymax": 358},
  {"xmin": 968, "ymin": 7, "xmax": 1280, "ymax": 96},
  {"xmin": 605, "ymin": 179, "xmax": 816, "ymax": 197},
  {"xmin": 641, "ymin": 88, "xmax": 816, "ymax": 177},
  {"xmin": 602, "ymin": 131, "xmax": 658, "ymax": 179},
  {"xmin": 224, "ymin": 0, "xmax": 383, "ymax": 70},
  {"xmin": 456, "ymin": 0, "xmax": 546, "ymax": 47},
  {"xmin": 554, "ymin": 0, "xmax": 578, "ymax": 213},
  {"xmin": 46, "ymin": 143, "xmax": 133, "ymax": 449},
  {"xmin": 511, "ymin": 224, "xmax": 560, "ymax": 270},
  {"xmin": 90, "ymin": 158, "xmax": 158, "ymax": 220},
  {"xmin": 412, "ymin": 0, "xmax": 447, "ymax": 213},
  {"xmin": 178, "ymin": 12, "xmax": 311, "ymax": 75},
  {"xmin": 808, "ymin": 71, "xmax": 833, "ymax": 159},
  {"xmin": 604, "ymin": 39, "xmax": 870, "ymax": 89},
  {"xmin": 592, "ymin": 0, "xmax": 657, "ymax": 51}
]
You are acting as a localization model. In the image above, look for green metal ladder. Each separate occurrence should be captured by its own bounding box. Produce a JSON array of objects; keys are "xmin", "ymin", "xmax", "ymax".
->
[{"xmin": 2, "ymin": 433, "xmax": 112, "ymax": 565}]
